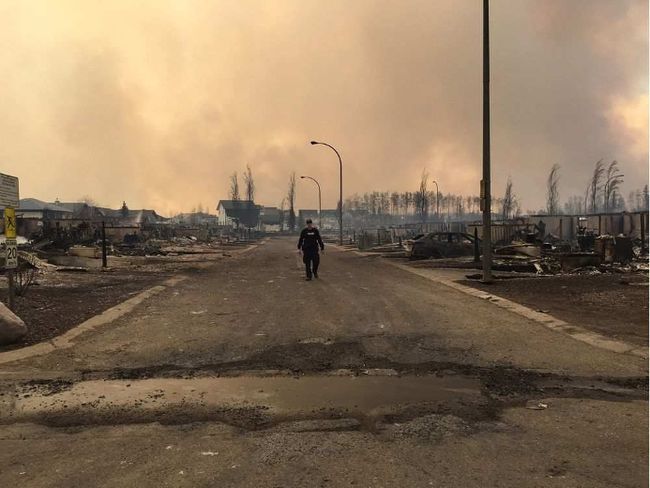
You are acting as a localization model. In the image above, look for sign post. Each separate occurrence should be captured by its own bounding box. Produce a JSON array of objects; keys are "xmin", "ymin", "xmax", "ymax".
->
[
  {"xmin": 5, "ymin": 237, "xmax": 16, "ymax": 311},
  {"xmin": 1, "ymin": 173, "xmax": 19, "ymax": 311}
]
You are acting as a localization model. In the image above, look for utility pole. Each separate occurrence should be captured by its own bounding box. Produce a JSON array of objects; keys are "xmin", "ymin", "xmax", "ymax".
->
[{"xmin": 481, "ymin": 0, "xmax": 493, "ymax": 283}]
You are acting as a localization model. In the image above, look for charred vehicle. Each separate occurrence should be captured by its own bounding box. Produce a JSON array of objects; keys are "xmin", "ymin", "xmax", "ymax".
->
[{"xmin": 406, "ymin": 232, "xmax": 479, "ymax": 259}]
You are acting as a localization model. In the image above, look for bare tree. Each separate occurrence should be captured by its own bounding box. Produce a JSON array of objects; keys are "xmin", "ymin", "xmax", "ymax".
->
[
  {"xmin": 229, "ymin": 172, "xmax": 240, "ymax": 201},
  {"xmin": 455, "ymin": 195, "xmax": 465, "ymax": 219},
  {"xmin": 390, "ymin": 192, "xmax": 400, "ymax": 215},
  {"xmin": 501, "ymin": 177, "xmax": 517, "ymax": 220},
  {"xmin": 465, "ymin": 195, "xmax": 474, "ymax": 216},
  {"xmin": 603, "ymin": 160, "xmax": 623, "ymax": 213},
  {"xmin": 243, "ymin": 164, "xmax": 255, "ymax": 202},
  {"xmin": 16, "ymin": 264, "xmax": 37, "ymax": 297},
  {"xmin": 379, "ymin": 192, "xmax": 390, "ymax": 215},
  {"xmin": 583, "ymin": 184, "xmax": 591, "ymax": 214},
  {"xmin": 78, "ymin": 195, "xmax": 98, "ymax": 207},
  {"xmin": 546, "ymin": 164, "xmax": 560, "ymax": 215},
  {"xmin": 403, "ymin": 191, "xmax": 413, "ymax": 215},
  {"xmin": 369, "ymin": 192, "xmax": 378, "ymax": 214},
  {"xmin": 416, "ymin": 170, "xmax": 429, "ymax": 222},
  {"xmin": 286, "ymin": 172, "xmax": 296, "ymax": 232},
  {"xmin": 588, "ymin": 159, "xmax": 605, "ymax": 213}
]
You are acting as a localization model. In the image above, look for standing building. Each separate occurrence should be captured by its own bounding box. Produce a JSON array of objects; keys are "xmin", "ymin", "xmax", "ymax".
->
[{"xmin": 216, "ymin": 200, "xmax": 260, "ymax": 228}]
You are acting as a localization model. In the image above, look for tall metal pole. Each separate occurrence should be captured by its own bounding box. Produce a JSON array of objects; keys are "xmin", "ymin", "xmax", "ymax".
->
[
  {"xmin": 300, "ymin": 176, "xmax": 322, "ymax": 229},
  {"xmin": 482, "ymin": 0, "xmax": 493, "ymax": 283},
  {"xmin": 311, "ymin": 141, "xmax": 343, "ymax": 245},
  {"xmin": 7, "ymin": 270, "xmax": 15, "ymax": 311},
  {"xmin": 431, "ymin": 180, "xmax": 440, "ymax": 220}
]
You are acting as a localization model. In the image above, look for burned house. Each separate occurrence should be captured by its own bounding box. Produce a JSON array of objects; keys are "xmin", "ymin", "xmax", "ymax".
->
[
  {"xmin": 258, "ymin": 207, "xmax": 282, "ymax": 232},
  {"xmin": 298, "ymin": 209, "xmax": 339, "ymax": 230},
  {"xmin": 170, "ymin": 212, "xmax": 219, "ymax": 226},
  {"xmin": 16, "ymin": 198, "xmax": 74, "ymax": 238},
  {"xmin": 15, "ymin": 198, "xmax": 168, "ymax": 243}
]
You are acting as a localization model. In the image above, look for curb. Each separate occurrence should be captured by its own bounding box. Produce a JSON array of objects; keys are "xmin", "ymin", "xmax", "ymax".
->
[
  {"xmin": 338, "ymin": 245, "xmax": 648, "ymax": 360},
  {"xmin": 0, "ymin": 275, "xmax": 187, "ymax": 366}
]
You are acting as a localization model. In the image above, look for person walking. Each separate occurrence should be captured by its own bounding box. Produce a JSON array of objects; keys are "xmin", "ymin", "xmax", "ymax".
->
[{"xmin": 297, "ymin": 219, "xmax": 325, "ymax": 281}]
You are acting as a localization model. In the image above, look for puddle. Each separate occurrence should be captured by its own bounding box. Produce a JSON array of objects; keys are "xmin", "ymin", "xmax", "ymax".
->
[{"xmin": 5, "ymin": 375, "xmax": 482, "ymax": 421}]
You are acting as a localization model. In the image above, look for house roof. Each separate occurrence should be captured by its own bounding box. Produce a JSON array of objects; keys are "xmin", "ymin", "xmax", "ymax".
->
[
  {"xmin": 18, "ymin": 198, "xmax": 73, "ymax": 213},
  {"xmin": 56, "ymin": 202, "xmax": 109, "ymax": 219},
  {"xmin": 99, "ymin": 208, "xmax": 166, "ymax": 223},
  {"xmin": 217, "ymin": 200, "xmax": 257, "ymax": 210},
  {"xmin": 17, "ymin": 199, "xmax": 169, "ymax": 223}
]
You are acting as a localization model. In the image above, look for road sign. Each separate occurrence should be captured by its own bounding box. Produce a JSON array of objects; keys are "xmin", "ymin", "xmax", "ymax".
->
[
  {"xmin": 0, "ymin": 173, "xmax": 19, "ymax": 208},
  {"xmin": 4, "ymin": 207, "xmax": 16, "ymax": 238},
  {"xmin": 5, "ymin": 238, "xmax": 17, "ymax": 268}
]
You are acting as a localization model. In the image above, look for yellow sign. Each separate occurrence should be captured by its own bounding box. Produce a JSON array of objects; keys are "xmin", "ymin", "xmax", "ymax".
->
[{"xmin": 4, "ymin": 207, "xmax": 16, "ymax": 239}]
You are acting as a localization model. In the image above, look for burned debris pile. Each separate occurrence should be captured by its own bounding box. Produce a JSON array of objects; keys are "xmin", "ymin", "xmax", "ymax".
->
[
  {"xmin": 1, "ymin": 215, "xmax": 262, "ymax": 346},
  {"xmin": 350, "ymin": 212, "xmax": 649, "ymax": 278}
]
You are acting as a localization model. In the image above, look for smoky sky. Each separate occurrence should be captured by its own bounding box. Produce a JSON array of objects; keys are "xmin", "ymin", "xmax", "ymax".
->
[{"xmin": 1, "ymin": 0, "xmax": 647, "ymax": 215}]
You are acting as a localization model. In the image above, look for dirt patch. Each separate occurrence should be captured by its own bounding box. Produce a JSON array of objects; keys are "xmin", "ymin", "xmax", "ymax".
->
[
  {"xmin": 461, "ymin": 273, "xmax": 649, "ymax": 346},
  {"xmin": 0, "ymin": 270, "xmax": 170, "ymax": 351}
]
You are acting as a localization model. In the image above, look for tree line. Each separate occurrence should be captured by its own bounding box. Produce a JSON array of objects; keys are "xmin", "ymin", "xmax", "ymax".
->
[{"xmin": 222, "ymin": 161, "xmax": 648, "ymax": 231}]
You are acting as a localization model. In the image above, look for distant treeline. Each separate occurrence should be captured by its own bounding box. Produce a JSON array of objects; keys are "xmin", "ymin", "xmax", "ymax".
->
[{"xmin": 344, "ymin": 161, "xmax": 649, "ymax": 222}]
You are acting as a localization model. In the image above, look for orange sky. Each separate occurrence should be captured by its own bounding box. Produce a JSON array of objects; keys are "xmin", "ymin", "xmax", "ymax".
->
[{"xmin": 1, "ymin": 0, "xmax": 647, "ymax": 215}]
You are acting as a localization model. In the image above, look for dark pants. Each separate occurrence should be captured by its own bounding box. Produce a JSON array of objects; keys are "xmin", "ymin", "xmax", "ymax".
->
[{"xmin": 303, "ymin": 251, "xmax": 320, "ymax": 278}]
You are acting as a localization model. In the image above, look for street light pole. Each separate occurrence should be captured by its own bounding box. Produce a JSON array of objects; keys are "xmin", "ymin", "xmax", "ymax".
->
[
  {"xmin": 300, "ymin": 175, "xmax": 322, "ymax": 229},
  {"xmin": 431, "ymin": 180, "xmax": 440, "ymax": 220},
  {"xmin": 482, "ymin": 0, "xmax": 493, "ymax": 283},
  {"xmin": 311, "ymin": 140, "xmax": 343, "ymax": 245}
]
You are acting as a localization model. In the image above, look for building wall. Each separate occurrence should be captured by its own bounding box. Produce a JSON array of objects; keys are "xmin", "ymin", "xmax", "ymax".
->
[{"xmin": 217, "ymin": 204, "xmax": 233, "ymax": 226}]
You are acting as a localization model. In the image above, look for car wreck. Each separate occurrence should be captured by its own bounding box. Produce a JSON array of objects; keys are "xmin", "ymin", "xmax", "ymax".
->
[{"xmin": 405, "ymin": 231, "xmax": 479, "ymax": 259}]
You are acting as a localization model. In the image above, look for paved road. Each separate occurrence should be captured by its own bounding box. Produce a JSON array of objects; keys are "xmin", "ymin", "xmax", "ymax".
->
[{"xmin": 0, "ymin": 237, "xmax": 647, "ymax": 487}]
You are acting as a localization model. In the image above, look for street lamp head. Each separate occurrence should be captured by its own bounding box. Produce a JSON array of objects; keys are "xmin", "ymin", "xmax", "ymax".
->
[
  {"xmin": 300, "ymin": 176, "xmax": 306, "ymax": 179},
  {"xmin": 310, "ymin": 140, "xmax": 319, "ymax": 145}
]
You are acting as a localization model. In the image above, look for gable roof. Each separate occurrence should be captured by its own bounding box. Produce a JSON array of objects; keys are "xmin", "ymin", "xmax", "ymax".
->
[{"xmin": 217, "ymin": 200, "xmax": 257, "ymax": 210}]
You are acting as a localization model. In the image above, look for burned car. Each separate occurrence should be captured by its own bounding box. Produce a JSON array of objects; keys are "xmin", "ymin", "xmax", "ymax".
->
[{"xmin": 406, "ymin": 231, "xmax": 479, "ymax": 259}]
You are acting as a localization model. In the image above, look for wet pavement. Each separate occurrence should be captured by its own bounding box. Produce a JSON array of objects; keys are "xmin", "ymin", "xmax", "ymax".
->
[{"xmin": 2, "ymin": 374, "xmax": 484, "ymax": 430}]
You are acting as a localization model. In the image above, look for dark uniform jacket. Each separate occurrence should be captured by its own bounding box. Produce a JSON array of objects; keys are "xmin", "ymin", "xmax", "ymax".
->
[{"xmin": 297, "ymin": 227, "xmax": 325, "ymax": 253}]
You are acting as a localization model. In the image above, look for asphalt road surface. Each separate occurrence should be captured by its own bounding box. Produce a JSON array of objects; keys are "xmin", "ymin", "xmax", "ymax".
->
[{"xmin": 0, "ymin": 237, "xmax": 647, "ymax": 487}]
